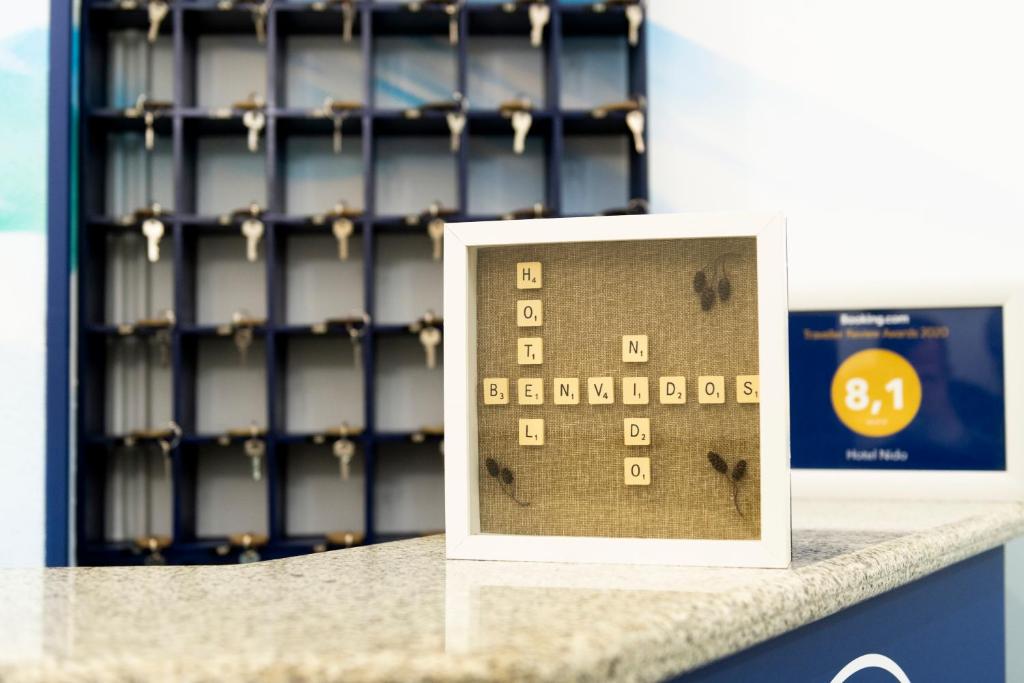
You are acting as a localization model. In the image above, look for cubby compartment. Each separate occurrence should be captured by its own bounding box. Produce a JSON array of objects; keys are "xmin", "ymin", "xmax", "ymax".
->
[
  {"xmin": 105, "ymin": 30, "xmax": 174, "ymax": 110},
  {"xmin": 276, "ymin": 7, "xmax": 365, "ymax": 109},
  {"xmin": 559, "ymin": 36, "xmax": 628, "ymax": 110},
  {"xmin": 466, "ymin": 37, "xmax": 546, "ymax": 111},
  {"xmin": 184, "ymin": 123, "xmax": 267, "ymax": 217},
  {"xmin": 374, "ymin": 441, "xmax": 444, "ymax": 536},
  {"xmin": 280, "ymin": 231, "xmax": 365, "ymax": 325},
  {"xmin": 102, "ymin": 444, "xmax": 173, "ymax": 543},
  {"xmin": 193, "ymin": 443, "xmax": 269, "ymax": 538},
  {"xmin": 372, "ymin": 11, "xmax": 457, "ymax": 110},
  {"xmin": 280, "ymin": 335, "xmax": 365, "ymax": 434},
  {"xmin": 465, "ymin": 4, "xmax": 549, "ymax": 111},
  {"xmin": 93, "ymin": 231, "xmax": 175, "ymax": 326},
  {"xmin": 374, "ymin": 232, "xmax": 442, "ymax": 325},
  {"xmin": 281, "ymin": 129, "xmax": 365, "ymax": 215},
  {"xmin": 99, "ymin": 335, "xmax": 174, "ymax": 436},
  {"xmin": 188, "ymin": 233, "xmax": 267, "ymax": 325},
  {"xmin": 183, "ymin": 8, "xmax": 268, "ymax": 109},
  {"xmin": 560, "ymin": 134, "xmax": 631, "ymax": 215},
  {"xmin": 374, "ymin": 134, "xmax": 457, "ymax": 216},
  {"xmin": 374, "ymin": 334, "xmax": 443, "ymax": 433},
  {"xmin": 83, "ymin": 5, "xmax": 175, "ymax": 110},
  {"xmin": 283, "ymin": 443, "xmax": 365, "ymax": 537},
  {"xmin": 190, "ymin": 335, "xmax": 268, "ymax": 435},
  {"xmin": 466, "ymin": 132, "xmax": 549, "ymax": 215},
  {"xmin": 559, "ymin": 8, "xmax": 635, "ymax": 111},
  {"xmin": 87, "ymin": 128, "xmax": 174, "ymax": 219}
]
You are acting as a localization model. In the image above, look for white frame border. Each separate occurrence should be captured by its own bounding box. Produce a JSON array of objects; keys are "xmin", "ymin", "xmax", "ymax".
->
[
  {"xmin": 790, "ymin": 283, "xmax": 1024, "ymax": 501},
  {"xmin": 444, "ymin": 212, "xmax": 791, "ymax": 567}
]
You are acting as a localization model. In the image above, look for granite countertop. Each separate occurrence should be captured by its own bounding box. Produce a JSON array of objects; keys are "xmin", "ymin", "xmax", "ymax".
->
[{"xmin": 1, "ymin": 500, "xmax": 1022, "ymax": 683}]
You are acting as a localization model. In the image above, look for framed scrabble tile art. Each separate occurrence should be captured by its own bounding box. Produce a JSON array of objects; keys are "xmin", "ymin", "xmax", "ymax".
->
[{"xmin": 444, "ymin": 212, "xmax": 790, "ymax": 567}]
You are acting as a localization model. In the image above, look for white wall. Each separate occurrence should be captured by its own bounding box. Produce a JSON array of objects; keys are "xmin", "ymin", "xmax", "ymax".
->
[{"xmin": 648, "ymin": 0, "xmax": 1024, "ymax": 300}]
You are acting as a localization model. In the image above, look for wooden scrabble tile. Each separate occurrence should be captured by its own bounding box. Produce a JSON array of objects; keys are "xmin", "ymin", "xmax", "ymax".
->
[
  {"xmin": 736, "ymin": 374, "xmax": 760, "ymax": 404},
  {"xmin": 553, "ymin": 378, "xmax": 580, "ymax": 405},
  {"xmin": 516, "ymin": 261, "xmax": 542, "ymax": 289},
  {"xmin": 659, "ymin": 376, "xmax": 686, "ymax": 404},
  {"xmin": 587, "ymin": 377, "xmax": 614, "ymax": 404},
  {"xmin": 519, "ymin": 418, "xmax": 544, "ymax": 446},
  {"xmin": 622, "ymin": 335, "xmax": 648, "ymax": 362},
  {"xmin": 517, "ymin": 378, "xmax": 544, "ymax": 405},
  {"xmin": 624, "ymin": 417, "xmax": 650, "ymax": 446},
  {"xmin": 697, "ymin": 375, "xmax": 726, "ymax": 404},
  {"xmin": 517, "ymin": 337, "xmax": 543, "ymax": 364},
  {"xmin": 624, "ymin": 457, "xmax": 651, "ymax": 486},
  {"xmin": 622, "ymin": 377, "xmax": 649, "ymax": 405},
  {"xmin": 516, "ymin": 299, "xmax": 543, "ymax": 327},
  {"xmin": 483, "ymin": 378, "xmax": 509, "ymax": 405}
]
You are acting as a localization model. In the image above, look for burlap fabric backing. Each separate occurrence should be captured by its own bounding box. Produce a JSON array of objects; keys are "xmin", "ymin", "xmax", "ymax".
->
[{"xmin": 475, "ymin": 237, "xmax": 761, "ymax": 540}]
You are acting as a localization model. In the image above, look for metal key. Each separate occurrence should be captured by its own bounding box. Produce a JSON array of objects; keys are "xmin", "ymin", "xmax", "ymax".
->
[
  {"xmin": 332, "ymin": 111, "xmax": 348, "ymax": 153},
  {"xmin": 332, "ymin": 216, "xmax": 354, "ymax": 261},
  {"xmin": 241, "ymin": 217, "xmax": 264, "ymax": 262},
  {"xmin": 625, "ymin": 108, "xmax": 646, "ymax": 154},
  {"xmin": 341, "ymin": 0, "xmax": 355, "ymax": 42},
  {"xmin": 154, "ymin": 325, "xmax": 172, "ymax": 367},
  {"xmin": 242, "ymin": 109, "xmax": 265, "ymax": 153},
  {"xmin": 144, "ymin": 110, "xmax": 157, "ymax": 151},
  {"xmin": 333, "ymin": 438, "xmax": 356, "ymax": 480},
  {"xmin": 147, "ymin": 0, "xmax": 169, "ymax": 43},
  {"xmin": 252, "ymin": 1, "xmax": 269, "ymax": 43},
  {"xmin": 155, "ymin": 421, "xmax": 181, "ymax": 479},
  {"xmin": 446, "ymin": 2, "xmax": 459, "ymax": 45},
  {"xmin": 234, "ymin": 325, "xmax": 253, "ymax": 365},
  {"xmin": 511, "ymin": 109, "xmax": 532, "ymax": 155},
  {"xmin": 142, "ymin": 215, "xmax": 164, "ymax": 263},
  {"xmin": 244, "ymin": 435, "xmax": 265, "ymax": 481},
  {"xmin": 625, "ymin": 3, "xmax": 643, "ymax": 47},
  {"xmin": 232, "ymin": 532, "xmax": 266, "ymax": 564},
  {"xmin": 346, "ymin": 320, "xmax": 364, "ymax": 367},
  {"xmin": 427, "ymin": 218, "xmax": 445, "ymax": 260},
  {"xmin": 445, "ymin": 111, "xmax": 465, "ymax": 153},
  {"xmin": 419, "ymin": 325, "xmax": 441, "ymax": 369},
  {"xmin": 528, "ymin": 2, "xmax": 550, "ymax": 47}
]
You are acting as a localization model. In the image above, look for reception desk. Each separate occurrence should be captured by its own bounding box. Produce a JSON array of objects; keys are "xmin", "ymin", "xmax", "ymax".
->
[{"xmin": 1, "ymin": 500, "xmax": 1021, "ymax": 682}]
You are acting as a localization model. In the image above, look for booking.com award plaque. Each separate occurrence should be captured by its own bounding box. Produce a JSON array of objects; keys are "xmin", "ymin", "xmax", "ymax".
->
[{"xmin": 790, "ymin": 307, "xmax": 1006, "ymax": 472}]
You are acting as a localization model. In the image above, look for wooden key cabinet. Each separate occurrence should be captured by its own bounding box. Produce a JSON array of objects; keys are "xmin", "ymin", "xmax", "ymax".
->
[{"xmin": 72, "ymin": 0, "xmax": 648, "ymax": 565}]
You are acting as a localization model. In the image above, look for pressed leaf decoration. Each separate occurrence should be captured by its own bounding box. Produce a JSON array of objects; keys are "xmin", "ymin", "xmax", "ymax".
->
[
  {"xmin": 692, "ymin": 270, "xmax": 707, "ymax": 294},
  {"xmin": 485, "ymin": 457, "xmax": 500, "ymax": 478},
  {"xmin": 484, "ymin": 457, "xmax": 529, "ymax": 506},
  {"xmin": 717, "ymin": 276, "xmax": 732, "ymax": 302},
  {"xmin": 707, "ymin": 451, "xmax": 748, "ymax": 517},
  {"xmin": 693, "ymin": 253, "xmax": 739, "ymax": 311},
  {"xmin": 707, "ymin": 451, "xmax": 728, "ymax": 474},
  {"xmin": 732, "ymin": 459, "xmax": 747, "ymax": 482},
  {"xmin": 700, "ymin": 287, "xmax": 716, "ymax": 311}
]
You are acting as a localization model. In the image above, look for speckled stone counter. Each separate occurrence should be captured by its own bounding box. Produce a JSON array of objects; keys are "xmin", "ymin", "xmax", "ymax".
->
[{"xmin": 1, "ymin": 500, "xmax": 1022, "ymax": 683}]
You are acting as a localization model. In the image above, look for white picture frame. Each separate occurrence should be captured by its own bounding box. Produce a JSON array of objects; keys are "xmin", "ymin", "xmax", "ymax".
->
[
  {"xmin": 790, "ymin": 282, "xmax": 1024, "ymax": 501},
  {"xmin": 443, "ymin": 212, "xmax": 791, "ymax": 567}
]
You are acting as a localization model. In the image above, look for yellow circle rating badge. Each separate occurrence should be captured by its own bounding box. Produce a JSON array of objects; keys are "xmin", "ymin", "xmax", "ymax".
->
[{"xmin": 830, "ymin": 349, "xmax": 922, "ymax": 438}]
